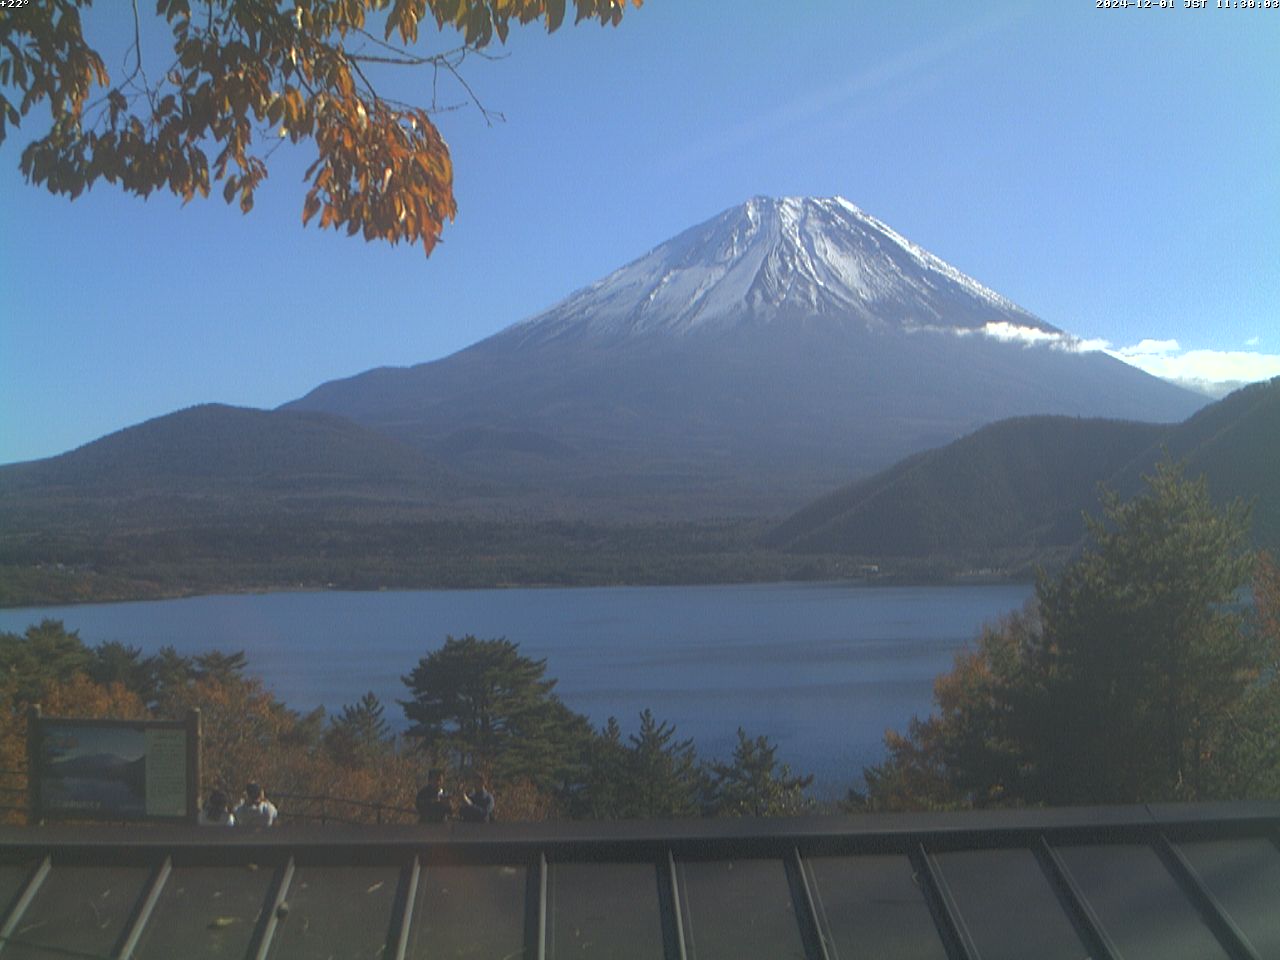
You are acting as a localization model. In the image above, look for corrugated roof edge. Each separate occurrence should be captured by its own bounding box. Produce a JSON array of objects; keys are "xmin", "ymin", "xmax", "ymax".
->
[{"xmin": 2, "ymin": 801, "xmax": 1277, "ymax": 859}]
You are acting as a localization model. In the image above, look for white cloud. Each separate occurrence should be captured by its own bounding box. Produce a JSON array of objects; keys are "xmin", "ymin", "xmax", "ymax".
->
[
  {"xmin": 1072, "ymin": 337, "xmax": 1112, "ymax": 353},
  {"xmin": 957, "ymin": 321, "xmax": 1103, "ymax": 354},
  {"xmin": 950, "ymin": 323, "xmax": 1280, "ymax": 398},
  {"xmin": 1107, "ymin": 344, "xmax": 1280, "ymax": 397},
  {"xmin": 1121, "ymin": 338, "xmax": 1181, "ymax": 357},
  {"xmin": 977, "ymin": 321, "xmax": 1064, "ymax": 346},
  {"xmin": 1246, "ymin": 336, "xmax": 1261, "ymax": 347}
]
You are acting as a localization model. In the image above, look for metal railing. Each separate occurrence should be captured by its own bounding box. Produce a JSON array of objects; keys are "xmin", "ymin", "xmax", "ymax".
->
[{"xmin": 270, "ymin": 791, "xmax": 418, "ymax": 826}]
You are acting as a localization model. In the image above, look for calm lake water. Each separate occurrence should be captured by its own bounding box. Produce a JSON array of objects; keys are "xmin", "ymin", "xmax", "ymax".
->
[{"xmin": 0, "ymin": 583, "xmax": 1034, "ymax": 795}]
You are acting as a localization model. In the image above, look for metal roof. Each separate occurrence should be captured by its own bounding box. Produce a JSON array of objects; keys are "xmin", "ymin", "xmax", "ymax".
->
[{"xmin": 0, "ymin": 802, "xmax": 1277, "ymax": 959}]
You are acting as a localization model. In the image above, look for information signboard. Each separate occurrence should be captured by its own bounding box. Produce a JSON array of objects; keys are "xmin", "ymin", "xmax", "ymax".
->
[{"xmin": 28, "ymin": 710, "xmax": 201, "ymax": 823}]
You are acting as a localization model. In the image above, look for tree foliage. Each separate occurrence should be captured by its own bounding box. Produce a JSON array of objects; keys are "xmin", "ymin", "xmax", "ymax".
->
[
  {"xmin": 0, "ymin": 619, "xmax": 94, "ymax": 707},
  {"xmin": 326, "ymin": 689, "xmax": 393, "ymax": 765},
  {"xmin": 705, "ymin": 728, "xmax": 814, "ymax": 818},
  {"xmin": 620, "ymin": 709, "xmax": 704, "ymax": 818},
  {"xmin": 863, "ymin": 461, "xmax": 1268, "ymax": 809},
  {"xmin": 568, "ymin": 711, "xmax": 704, "ymax": 819},
  {"xmin": 1032, "ymin": 463, "xmax": 1255, "ymax": 802},
  {"xmin": 1210, "ymin": 549, "xmax": 1280, "ymax": 798},
  {"xmin": 401, "ymin": 634, "xmax": 588, "ymax": 785},
  {"xmin": 0, "ymin": 0, "xmax": 638, "ymax": 253}
]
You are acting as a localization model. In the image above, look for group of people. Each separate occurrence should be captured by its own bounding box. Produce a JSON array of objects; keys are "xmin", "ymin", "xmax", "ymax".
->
[
  {"xmin": 199, "ymin": 772, "xmax": 495, "ymax": 827},
  {"xmin": 198, "ymin": 781, "xmax": 278, "ymax": 827},
  {"xmin": 415, "ymin": 769, "xmax": 495, "ymax": 824}
]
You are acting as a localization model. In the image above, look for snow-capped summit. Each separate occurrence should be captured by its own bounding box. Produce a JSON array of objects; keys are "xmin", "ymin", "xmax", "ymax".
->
[
  {"xmin": 509, "ymin": 196, "xmax": 1051, "ymax": 344},
  {"xmin": 287, "ymin": 196, "xmax": 1206, "ymax": 516}
]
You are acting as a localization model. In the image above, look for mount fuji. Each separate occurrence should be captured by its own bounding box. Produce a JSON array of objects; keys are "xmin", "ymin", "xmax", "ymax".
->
[{"xmin": 286, "ymin": 197, "xmax": 1206, "ymax": 516}]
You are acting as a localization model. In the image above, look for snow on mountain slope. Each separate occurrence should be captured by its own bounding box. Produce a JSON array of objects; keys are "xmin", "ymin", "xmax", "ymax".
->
[
  {"xmin": 284, "ymin": 195, "xmax": 1207, "ymax": 516},
  {"xmin": 507, "ymin": 196, "xmax": 1049, "ymax": 344}
]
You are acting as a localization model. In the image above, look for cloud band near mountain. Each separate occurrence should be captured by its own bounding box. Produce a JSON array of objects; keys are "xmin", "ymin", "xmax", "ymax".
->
[{"xmin": 947, "ymin": 322, "xmax": 1280, "ymax": 398}]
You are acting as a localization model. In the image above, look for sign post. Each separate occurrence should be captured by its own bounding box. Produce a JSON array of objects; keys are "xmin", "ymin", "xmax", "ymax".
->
[{"xmin": 27, "ymin": 710, "xmax": 202, "ymax": 824}]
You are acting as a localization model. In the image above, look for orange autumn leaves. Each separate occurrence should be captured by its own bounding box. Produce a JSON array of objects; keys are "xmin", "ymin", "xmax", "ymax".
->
[{"xmin": 2, "ymin": 0, "xmax": 639, "ymax": 254}]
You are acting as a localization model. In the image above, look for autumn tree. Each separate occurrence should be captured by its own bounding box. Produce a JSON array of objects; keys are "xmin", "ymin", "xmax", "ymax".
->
[
  {"xmin": 1209, "ymin": 550, "xmax": 1280, "ymax": 799},
  {"xmin": 0, "ymin": 621, "xmax": 149, "ymax": 823},
  {"xmin": 0, "ymin": 0, "xmax": 638, "ymax": 254},
  {"xmin": 41, "ymin": 673, "xmax": 148, "ymax": 723}
]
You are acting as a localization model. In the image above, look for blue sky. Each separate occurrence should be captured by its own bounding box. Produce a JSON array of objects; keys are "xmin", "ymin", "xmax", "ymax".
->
[{"xmin": 1, "ymin": 1, "xmax": 1277, "ymax": 465}]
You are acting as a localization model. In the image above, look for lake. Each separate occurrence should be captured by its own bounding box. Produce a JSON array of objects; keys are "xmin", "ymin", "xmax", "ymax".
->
[{"xmin": 0, "ymin": 582, "xmax": 1034, "ymax": 796}]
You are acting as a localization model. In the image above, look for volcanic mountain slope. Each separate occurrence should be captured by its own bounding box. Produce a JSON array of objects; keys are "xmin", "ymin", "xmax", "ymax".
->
[
  {"xmin": 768, "ymin": 377, "xmax": 1280, "ymax": 559},
  {"xmin": 287, "ymin": 197, "xmax": 1205, "ymax": 517},
  {"xmin": 0, "ymin": 404, "xmax": 457, "ymax": 521}
]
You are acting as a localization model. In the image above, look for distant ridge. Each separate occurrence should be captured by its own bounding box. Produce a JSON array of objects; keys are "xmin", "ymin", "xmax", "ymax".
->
[
  {"xmin": 0, "ymin": 403, "xmax": 454, "ymax": 495},
  {"xmin": 768, "ymin": 377, "xmax": 1280, "ymax": 559}
]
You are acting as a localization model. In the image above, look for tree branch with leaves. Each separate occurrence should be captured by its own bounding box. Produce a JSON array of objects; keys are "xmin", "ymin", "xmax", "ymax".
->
[{"xmin": 1, "ymin": 0, "xmax": 638, "ymax": 254}]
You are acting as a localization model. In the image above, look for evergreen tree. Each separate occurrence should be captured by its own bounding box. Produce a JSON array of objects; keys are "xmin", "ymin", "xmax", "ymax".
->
[
  {"xmin": 401, "ymin": 635, "xmax": 586, "ymax": 785},
  {"xmin": 864, "ymin": 460, "xmax": 1267, "ymax": 809},
  {"xmin": 0, "ymin": 620, "xmax": 92, "ymax": 707},
  {"xmin": 570, "ymin": 717, "xmax": 631, "ymax": 819},
  {"xmin": 620, "ymin": 709, "xmax": 704, "ymax": 819},
  {"xmin": 1032, "ymin": 461, "xmax": 1254, "ymax": 802},
  {"xmin": 706, "ymin": 729, "xmax": 815, "ymax": 818},
  {"xmin": 193, "ymin": 650, "xmax": 250, "ymax": 684},
  {"xmin": 144, "ymin": 646, "xmax": 199, "ymax": 714},
  {"xmin": 327, "ymin": 691, "xmax": 394, "ymax": 765},
  {"xmin": 88, "ymin": 641, "xmax": 154, "ymax": 702}
]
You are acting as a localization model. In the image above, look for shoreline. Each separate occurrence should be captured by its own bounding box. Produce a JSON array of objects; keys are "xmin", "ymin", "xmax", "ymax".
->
[{"xmin": 0, "ymin": 568, "xmax": 1037, "ymax": 612}]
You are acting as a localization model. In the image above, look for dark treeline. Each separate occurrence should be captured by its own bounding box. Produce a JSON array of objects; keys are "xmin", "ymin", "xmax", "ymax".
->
[{"xmin": 0, "ymin": 517, "xmax": 865, "ymax": 608}]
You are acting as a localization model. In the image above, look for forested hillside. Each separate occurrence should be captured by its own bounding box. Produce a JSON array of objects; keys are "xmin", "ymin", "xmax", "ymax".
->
[
  {"xmin": 771, "ymin": 378, "xmax": 1280, "ymax": 563},
  {"xmin": 766, "ymin": 417, "xmax": 1164, "ymax": 556},
  {"xmin": 0, "ymin": 404, "xmax": 456, "ymax": 494},
  {"xmin": 1, "ymin": 383, "xmax": 1273, "ymax": 606}
]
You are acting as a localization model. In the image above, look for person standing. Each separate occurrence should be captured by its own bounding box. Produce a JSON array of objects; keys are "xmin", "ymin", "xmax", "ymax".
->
[
  {"xmin": 415, "ymin": 769, "xmax": 452, "ymax": 823},
  {"xmin": 459, "ymin": 773, "xmax": 495, "ymax": 823},
  {"xmin": 234, "ymin": 782, "xmax": 278, "ymax": 827},
  {"xmin": 198, "ymin": 788, "xmax": 236, "ymax": 826}
]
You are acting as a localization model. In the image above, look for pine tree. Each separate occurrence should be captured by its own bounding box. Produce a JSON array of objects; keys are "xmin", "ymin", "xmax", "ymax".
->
[
  {"xmin": 571, "ymin": 717, "xmax": 631, "ymax": 819},
  {"xmin": 706, "ymin": 729, "xmax": 814, "ymax": 817},
  {"xmin": 621, "ymin": 709, "xmax": 704, "ymax": 819},
  {"xmin": 193, "ymin": 650, "xmax": 250, "ymax": 684},
  {"xmin": 0, "ymin": 620, "xmax": 93, "ymax": 706},
  {"xmin": 401, "ymin": 635, "xmax": 586, "ymax": 784},
  {"xmin": 326, "ymin": 692, "xmax": 393, "ymax": 765}
]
